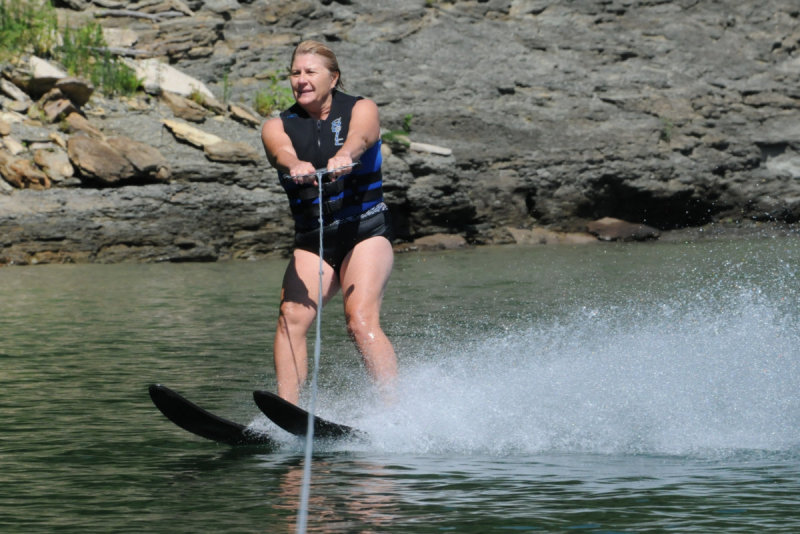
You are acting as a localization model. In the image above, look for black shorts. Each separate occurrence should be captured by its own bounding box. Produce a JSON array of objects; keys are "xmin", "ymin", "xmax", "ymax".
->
[{"xmin": 294, "ymin": 209, "xmax": 394, "ymax": 274}]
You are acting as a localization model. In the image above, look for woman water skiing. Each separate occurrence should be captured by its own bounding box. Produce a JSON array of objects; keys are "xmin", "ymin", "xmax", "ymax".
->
[{"xmin": 261, "ymin": 40, "xmax": 397, "ymax": 405}]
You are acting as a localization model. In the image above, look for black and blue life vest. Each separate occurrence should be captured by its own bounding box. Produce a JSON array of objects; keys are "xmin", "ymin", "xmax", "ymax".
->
[{"xmin": 278, "ymin": 90, "xmax": 384, "ymax": 231}]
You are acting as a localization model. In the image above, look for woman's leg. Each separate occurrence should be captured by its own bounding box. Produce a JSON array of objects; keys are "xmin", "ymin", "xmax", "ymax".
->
[
  {"xmin": 338, "ymin": 236, "xmax": 397, "ymax": 393},
  {"xmin": 274, "ymin": 248, "xmax": 339, "ymax": 404}
]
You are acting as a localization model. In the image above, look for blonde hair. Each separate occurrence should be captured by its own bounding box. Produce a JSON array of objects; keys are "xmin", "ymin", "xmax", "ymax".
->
[{"xmin": 290, "ymin": 40, "xmax": 344, "ymax": 89}]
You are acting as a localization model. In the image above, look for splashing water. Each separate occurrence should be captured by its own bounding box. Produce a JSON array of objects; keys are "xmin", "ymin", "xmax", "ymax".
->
[
  {"xmin": 353, "ymin": 280, "xmax": 800, "ymax": 458},
  {"xmin": 249, "ymin": 239, "xmax": 800, "ymax": 460}
]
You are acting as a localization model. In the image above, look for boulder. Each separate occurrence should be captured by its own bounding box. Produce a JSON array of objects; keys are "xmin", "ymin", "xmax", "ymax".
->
[
  {"xmin": 161, "ymin": 118, "xmax": 223, "ymax": 148},
  {"xmin": 0, "ymin": 150, "xmax": 51, "ymax": 190},
  {"xmin": 204, "ymin": 140, "xmax": 260, "ymax": 164},
  {"xmin": 138, "ymin": 15, "xmax": 222, "ymax": 60},
  {"xmin": 401, "ymin": 233, "xmax": 468, "ymax": 251},
  {"xmin": 106, "ymin": 136, "xmax": 170, "ymax": 181},
  {"xmin": 587, "ymin": 217, "xmax": 661, "ymax": 242},
  {"xmin": 405, "ymin": 172, "xmax": 475, "ymax": 235},
  {"xmin": 65, "ymin": 133, "xmax": 170, "ymax": 185},
  {"xmin": 409, "ymin": 142, "xmax": 452, "ymax": 156},
  {"xmin": 67, "ymin": 136, "xmax": 135, "ymax": 185},
  {"xmin": 64, "ymin": 112, "xmax": 104, "ymax": 138},
  {"xmin": 38, "ymin": 89, "xmax": 79, "ymax": 123},
  {"xmin": 161, "ymin": 91, "xmax": 208, "ymax": 122},
  {"xmin": 229, "ymin": 103, "xmax": 262, "ymax": 127},
  {"xmin": 102, "ymin": 27, "xmax": 139, "ymax": 48},
  {"xmin": 505, "ymin": 227, "xmax": 599, "ymax": 246},
  {"xmin": 203, "ymin": 0, "xmax": 240, "ymax": 16},
  {"xmin": 137, "ymin": 0, "xmax": 194, "ymax": 16},
  {"xmin": 0, "ymin": 79, "xmax": 32, "ymax": 107},
  {"xmin": 54, "ymin": 78, "xmax": 95, "ymax": 107},
  {"xmin": 25, "ymin": 56, "xmax": 67, "ymax": 98},
  {"xmin": 126, "ymin": 58, "xmax": 216, "ymax": 100},
  {"xmin": 0, "ymin": 111, "xmax": 25, "ymax": 126},
  {"xmin": 2, "ymin": 136, "xmax": 25, "ymax": 156},
  {"xmin": 34, "ymin": 147, "xmax": 75, "ymax": 183},
  {"xmin": 48, "ymin": 132, "xmax": 68, "ymax": 150}
]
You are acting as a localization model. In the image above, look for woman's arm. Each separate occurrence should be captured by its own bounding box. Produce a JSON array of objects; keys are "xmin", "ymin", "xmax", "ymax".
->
[
  {"xmin": 261, "ymin": 117, "xmax": 316, "ymax": 179},
  {"xmin": 328, "ymin": 98, "xmax": 381, "ymax": 176}
]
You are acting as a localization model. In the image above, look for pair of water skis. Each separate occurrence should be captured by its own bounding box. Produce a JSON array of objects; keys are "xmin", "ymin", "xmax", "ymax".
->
[{"xmin": 148, "ymin": 384, "xmax": 363, "ymax": 447}]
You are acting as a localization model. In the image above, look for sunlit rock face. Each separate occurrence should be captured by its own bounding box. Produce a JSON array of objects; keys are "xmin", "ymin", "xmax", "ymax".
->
[{"xmin": 2, "ymin": 1, "xmax": 800, "ymax": 264}]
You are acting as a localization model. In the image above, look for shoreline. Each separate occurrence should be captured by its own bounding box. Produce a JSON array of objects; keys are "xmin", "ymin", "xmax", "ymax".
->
[{"xmin": 2, "ymin": 220, "xmax": 796, "ymax": 268}]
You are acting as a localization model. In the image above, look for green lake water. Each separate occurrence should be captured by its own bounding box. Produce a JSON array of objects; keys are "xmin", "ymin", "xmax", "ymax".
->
[{"xmin": 2, "ymin": 238, "xmax": 799, "ymax": 532}]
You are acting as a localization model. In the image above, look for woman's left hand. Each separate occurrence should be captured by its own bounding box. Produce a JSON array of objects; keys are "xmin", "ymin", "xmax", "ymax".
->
[{"xmin": 327, "ymin": 155, "xmax": 355, "ymax": 179}]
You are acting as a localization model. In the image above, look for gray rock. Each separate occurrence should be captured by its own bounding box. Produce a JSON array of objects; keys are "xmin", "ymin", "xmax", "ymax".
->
[
  {"xmin": 0, "ymin": 79, "xmax": 31, "ymax": 105},
  {"xmin": 33, "ymin": 147, "xmax": 74, "ymax": 183},
  {"xmin": 54, "ymin": 77, "xmax": 94, "ymax": 107},
  {"xmin": 38, "ymin": 89, "xmax": 79, "ymax": 123},
  {"xmin": 398, "ymin": 233, "xmax": 468, "ymax": 252},
  {"xmin": 202, "ymin": 0, "xmax": 240, "ymax": 15},
  {"xmin": 2, "ymin": 0, "xmax": 800, "ymax": 264},
  {"xmin": 106, "ymin": 136, "xmax": 171, "ymax": 181},
  {"xmin": 204, "ymin": 140, "xmax": 260, "ymax": 164},
  {"xmin": 161, "ymin": 91, "xmax": 209, "ymax": 122},
  {"xmin": 0, "ymin": 150, "xmax": 51, "ymax": 190},
  {"xmin": 67, "ymin": 136, "xmax": 136, "ymax": 185},
  {"xmin": 587, "ymin": 217, "xmax": 661, "ymax": 242},
  {"xmin": 0, "ymin": 183, "xmax": 291, "ymax": 264},
  {"xmin": 228, "ymin": 103, "xmax": 261, "ymax": 128}
]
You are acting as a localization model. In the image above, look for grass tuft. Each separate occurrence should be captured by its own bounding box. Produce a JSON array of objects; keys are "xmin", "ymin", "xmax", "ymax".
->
[
  {"xmin": 0, "ymin": 0, "xmax": 58, "ymax": 59},
  {"xmin": 0, "ymin": 0, "xmax": 140, "ymax": 96},
  {"xmin": 253, "ymin": 70, "xmax": 294, "ymax": 116}
]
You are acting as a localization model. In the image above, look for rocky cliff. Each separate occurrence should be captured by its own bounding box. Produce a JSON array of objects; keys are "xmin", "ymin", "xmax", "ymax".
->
[{"xmin": 1, "ymin": 0, "xmax": 799, "ymax": 265}]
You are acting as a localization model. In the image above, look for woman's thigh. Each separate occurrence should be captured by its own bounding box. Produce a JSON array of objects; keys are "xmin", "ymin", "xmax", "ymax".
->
[
  {"xmin": 338, "ymin": 236, "xmax": 393, "ymax": 316},
  {"xmin": 281, "ymin": 248, "xmax": 340, "ymax": 314}
]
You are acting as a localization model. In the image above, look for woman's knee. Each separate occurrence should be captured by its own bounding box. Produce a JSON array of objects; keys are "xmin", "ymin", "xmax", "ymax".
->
[
  {"xmin": 278, "ymin": 300, "xmax": 316, "ymax": 334},
  {"xmin": 345, "ymin": 309, "xmax": 380, "ymax": 341}
]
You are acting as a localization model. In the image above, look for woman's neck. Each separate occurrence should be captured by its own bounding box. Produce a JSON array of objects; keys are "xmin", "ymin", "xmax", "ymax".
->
[{"xmin": 303, "ymin": 91, "xmax": 335, "ymax": 120}]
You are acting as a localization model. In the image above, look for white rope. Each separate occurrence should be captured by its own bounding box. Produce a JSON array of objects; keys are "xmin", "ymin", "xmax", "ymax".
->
[{"xmin": 293, "ymin": 163, "xmax": 357, "ymax": 534}]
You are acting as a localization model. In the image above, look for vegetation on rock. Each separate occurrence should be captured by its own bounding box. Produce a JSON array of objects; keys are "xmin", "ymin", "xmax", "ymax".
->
[
  {"xmin": 0, "ymin": 0, "xmax": 58, "ymax": 59},
  {"xmin": 0, "ymin": 0, "xmax": 139, "ymax": 96},
  {"xmin": 253, "ymin": 70, "xmax": 294, "ymax": 116}
]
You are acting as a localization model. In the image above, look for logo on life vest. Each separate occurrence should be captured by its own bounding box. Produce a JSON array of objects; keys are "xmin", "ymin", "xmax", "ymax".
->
[{"xmin": 331, "ymin": 117, "xmax": 344, "ymax": 146}]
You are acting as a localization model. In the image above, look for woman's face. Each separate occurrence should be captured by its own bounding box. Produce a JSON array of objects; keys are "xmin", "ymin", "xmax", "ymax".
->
[{"xmin": 289, "ymin": 53, "xmax": 339, "ymax": 114}]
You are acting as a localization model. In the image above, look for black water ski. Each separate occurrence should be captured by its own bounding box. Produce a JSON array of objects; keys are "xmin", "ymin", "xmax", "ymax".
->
[
  {"xmin": 149, "ymin": 384, "xmax": 274, "ymax": 446},
  {"xmin": 252, "ymin": 390, "xmax": 364, "ymax": 441}
]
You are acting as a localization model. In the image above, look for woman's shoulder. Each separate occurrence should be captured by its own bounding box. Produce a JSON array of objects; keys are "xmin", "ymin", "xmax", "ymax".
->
[
  {"xmin": 333, "ymin": 91, "xmax": 377, "ymax": 112},
  {"xmin": 351, "ymin": 97, "xmax": 379, "ymax": 118},
  {"xmin": 279, "ymin": 102, "xmax": 307, "ymax": 119},
  {"xmin": 333, "ymin": 90, "xmax": 373, "ymax": 106}
]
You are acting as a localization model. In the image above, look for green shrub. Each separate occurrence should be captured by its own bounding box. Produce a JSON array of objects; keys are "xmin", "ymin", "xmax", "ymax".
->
[
  {"xmin": 57, "ymin": 21, "xmax": 140, "ymax": 96},
  {"xmin": 659, "ymin": 117, "xmax": 674, "ymax": 143},
  {"xmin": 402, "ymin": 113, "xmax": 413, "ymax": 132},
  {"xmin": 0, "ymin": 0, "xmax": 140, "ymax": 96},
  {"xmin": 381, "ymin": 113, "xmax": 413, "ymax": 146},
  {"xmin": 254, "ymin": 71, "xmax": 294, "ymax": 116},
  {"xmin": 381, "ymin": 130, "xmax": 410, "ymax": 147},
  {"xmin": 188, "ymin": 88, "xmax": 206, "ymax": 106},
  {"xmin": 0, "ymin": 0, "xmax": 58, "ymax": 59}
]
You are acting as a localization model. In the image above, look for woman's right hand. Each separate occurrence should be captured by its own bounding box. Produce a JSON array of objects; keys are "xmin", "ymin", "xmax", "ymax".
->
[{"xmin": 288, "ymin": 162, "xmax": 318, "ymax": 185}]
